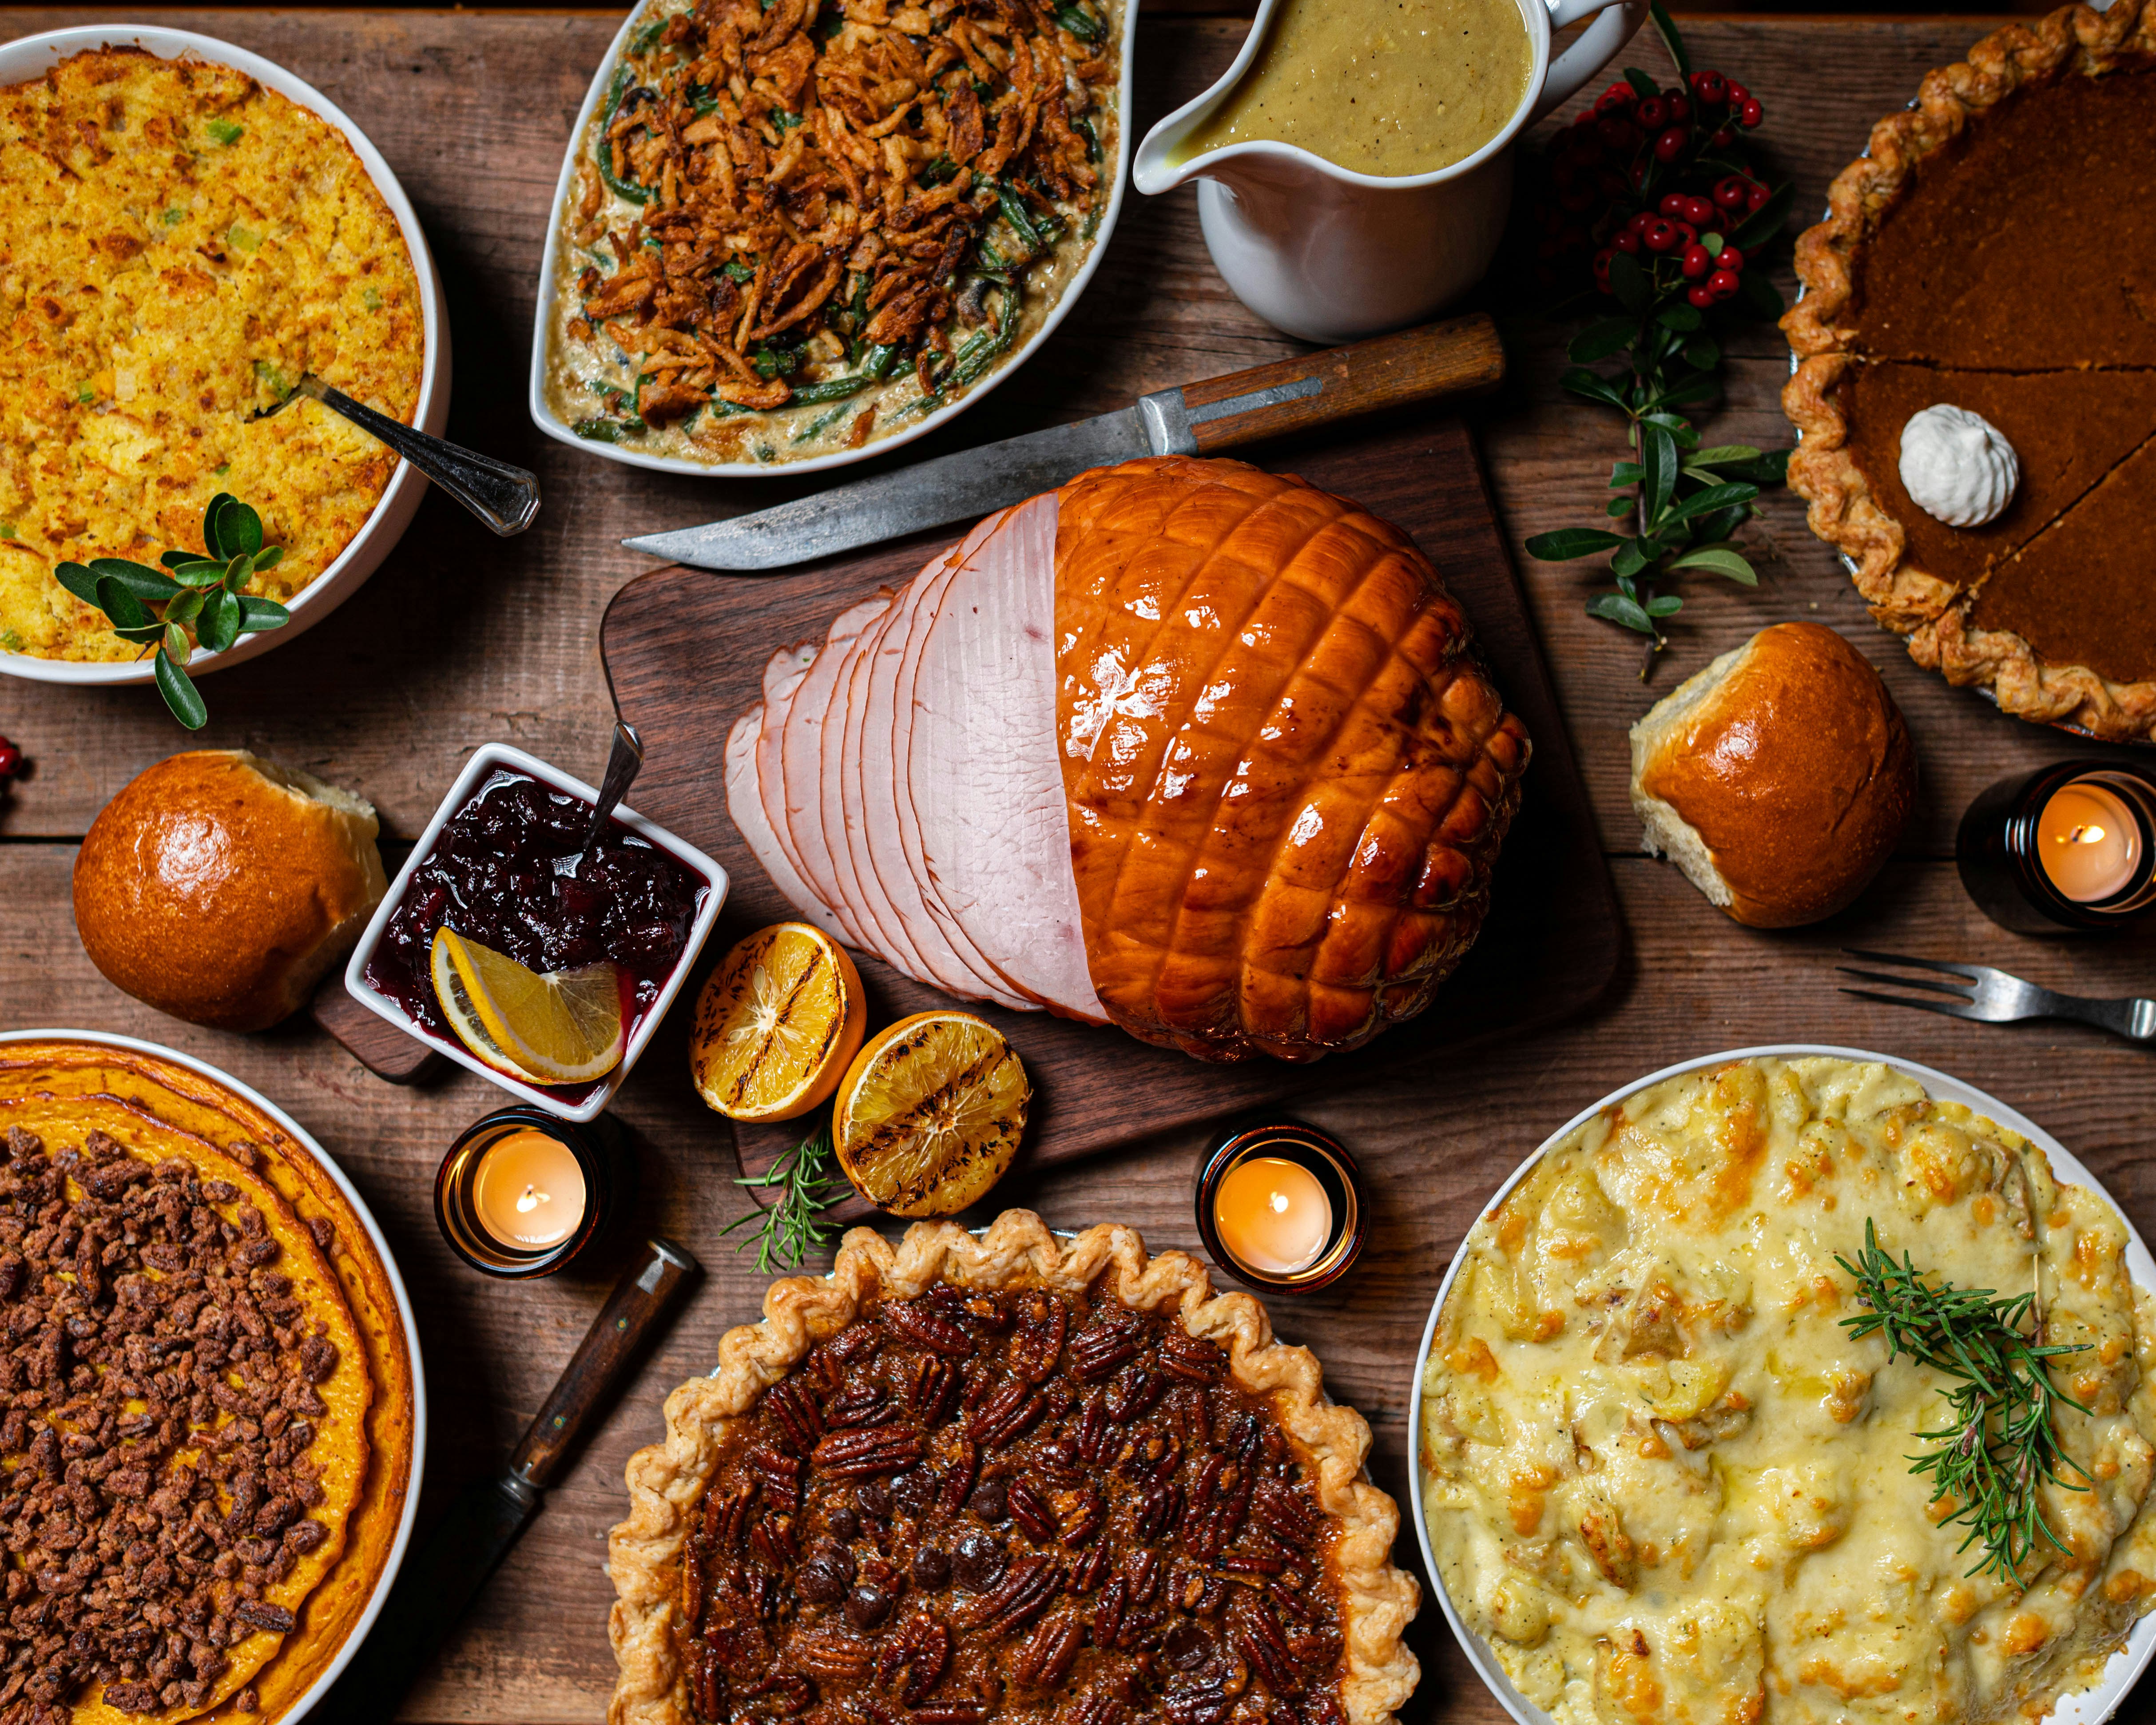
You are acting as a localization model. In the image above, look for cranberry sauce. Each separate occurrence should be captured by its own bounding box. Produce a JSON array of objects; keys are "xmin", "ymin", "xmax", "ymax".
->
[{"xmin": 364, "ymin": 768, "xmax": 707, "ymax": 1083}]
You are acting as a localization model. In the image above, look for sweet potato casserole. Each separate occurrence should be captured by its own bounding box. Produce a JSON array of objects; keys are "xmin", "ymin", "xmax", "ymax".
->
[
  {"xmin": 1420, "ymin": 1057, "xmax": 2156, "ymax": 1725},
  {"xmin": 544, "ymin": 0, "xmax": 1121, "ymax": 465},
  {"xmin": 0, "ymin": 50, "xmax": 424, "ymax": 664}
]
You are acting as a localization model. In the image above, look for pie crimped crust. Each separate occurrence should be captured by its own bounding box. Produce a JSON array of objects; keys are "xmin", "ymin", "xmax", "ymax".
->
[
  {"xmin": 607, "ymin": 1210, "xmax": 1419, "ymax": 1725},
  {"xmin": 1783, "ymin": 0, "xmax": 2156, "ymax": 739}
]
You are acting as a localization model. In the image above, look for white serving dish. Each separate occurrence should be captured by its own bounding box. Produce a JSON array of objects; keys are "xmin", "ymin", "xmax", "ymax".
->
[
  {"xmin": 343, "ymin": 743, "xmax": 728, "ymax": 1123},
  {"xmin": 526, "ymin": 0, "xmax": 1137, "ymax": 479},
  {"xmin": 0, "ymin": 1027, "xmax": 427, "ymax": 1725},
  {"xmin": 1407, "ymin": 1044, "xmax": 2156, "ymax": 1725},
  {"xmin": 0, "ymin": 24, "xmax": 449, "ymax": 688}
]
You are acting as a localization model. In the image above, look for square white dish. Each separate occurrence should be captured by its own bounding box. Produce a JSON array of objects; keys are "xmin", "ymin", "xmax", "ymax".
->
[
  {"xmin": 342, "ymin": 743, "xmax": 727, "ymax": 1122},
  {"xmin": 526, "ymin": 0, "xmax": 1136, "ymax": 479},
  {"xmin": 1407, "ymin": 1044, "xmax": 2156, "ymax": 1725},
  {"xmin": 0, "ymin": 25, "xmax": 450, "ymax": 688}
]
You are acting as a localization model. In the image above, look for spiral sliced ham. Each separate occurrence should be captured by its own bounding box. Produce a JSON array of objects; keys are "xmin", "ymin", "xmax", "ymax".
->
[{"xmin": 725, "ymin": 456, "xmax": 1530, "ymax": 1061}]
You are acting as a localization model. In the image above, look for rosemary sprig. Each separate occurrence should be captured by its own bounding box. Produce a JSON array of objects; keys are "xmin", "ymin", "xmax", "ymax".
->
[
  {"xmin": 718, "ymin": 1125, "xmax": 847, "ymax": 1274},
  {"xmin": 1836, "ymin": 1219, "xmax": 2092, "ymax": 1581}
]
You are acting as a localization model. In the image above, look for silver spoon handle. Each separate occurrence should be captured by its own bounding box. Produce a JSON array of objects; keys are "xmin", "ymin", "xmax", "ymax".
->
[
  {"xmin": 306, "ymin": 377, "xmax": 540, "ymax": 537},
  {"xmin": 586, "ymin": 721, "xmax": 645, "ymax": 849}
]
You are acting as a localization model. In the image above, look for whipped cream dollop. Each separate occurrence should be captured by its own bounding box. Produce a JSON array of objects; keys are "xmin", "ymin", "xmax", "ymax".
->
[{"xmin": 1898, "ymin": 404, "xmax": 2020, "ymax": 528}]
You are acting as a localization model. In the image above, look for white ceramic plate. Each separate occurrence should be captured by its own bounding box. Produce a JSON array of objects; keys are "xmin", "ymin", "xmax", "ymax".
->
[
  {"xmin": 526, "ymin": 0, "xmax": 1136, "ymax": 479},
  {"xmin": 342, "ymin": 742, "xmax": 729, "ymax": 1123},
  {"xmin": 0, "ymin": 25, "xmax": 449, "ymax": 688},
  {"xmin": 1407, "ymin": 1043, "xmax": 2156, "ymax": 1725},
  {"xmin": 0, "ymin": 1027, "xmax": 427, "ymax": 1725}
]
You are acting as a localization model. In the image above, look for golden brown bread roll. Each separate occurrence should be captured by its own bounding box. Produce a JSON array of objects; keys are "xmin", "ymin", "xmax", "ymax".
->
[
  {"xmin": 73, "ymin": 750, "xmax": 388, "ymax": 1030},
  {"xmin": 1630, "ymin": 620, "xmax": 1917, "ymax": 927}
]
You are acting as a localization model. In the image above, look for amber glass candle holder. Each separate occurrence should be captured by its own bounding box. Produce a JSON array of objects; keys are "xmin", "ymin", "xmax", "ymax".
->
[
  {"xmin": 436, "ymin": 1107, "xmax": 622, "ymax": 1278},
  {"xmin": 1957, "ymin": 762, "xmax": 2156, "ymax": 935},
  {"xmin": 1194, "ymin": 1119, "xmax": 1365, "ymax": 1294}
]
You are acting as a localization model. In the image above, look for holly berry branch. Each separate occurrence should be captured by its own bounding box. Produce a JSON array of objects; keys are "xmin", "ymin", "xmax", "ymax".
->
[{"xmin": 1520, "ymin": 3, "xmax": 1798, "ymax": 677}]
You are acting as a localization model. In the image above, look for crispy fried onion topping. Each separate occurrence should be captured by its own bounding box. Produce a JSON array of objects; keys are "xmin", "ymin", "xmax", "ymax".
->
[{"xmin": 572, "ymin": 0, "xmax": 1113, "ymax": 430}]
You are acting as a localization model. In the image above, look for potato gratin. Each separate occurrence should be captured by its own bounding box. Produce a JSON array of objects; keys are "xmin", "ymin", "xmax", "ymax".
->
[
  {"xmin": 1420, "ymin": 1057, "xmax": 2156, "ymax": 1725},
  {"xmin": 0, "ymin": 49, "xmax": 423, "ymax": 663}
]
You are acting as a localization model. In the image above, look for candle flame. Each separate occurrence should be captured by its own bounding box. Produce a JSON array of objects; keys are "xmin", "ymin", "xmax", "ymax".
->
[
  {"xmin": 516, "ymin": 1183, "xmax": 550, "ymax": 1215},
  {"xmin": 2059, "ymin": 823, "xmax": 2109, "ymax": 846}
]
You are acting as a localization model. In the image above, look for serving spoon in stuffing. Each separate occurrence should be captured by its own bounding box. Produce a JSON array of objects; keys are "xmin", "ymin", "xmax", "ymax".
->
[{"xmin": 251, "ymin": 371, "xmax": 541, "ymax": 536}]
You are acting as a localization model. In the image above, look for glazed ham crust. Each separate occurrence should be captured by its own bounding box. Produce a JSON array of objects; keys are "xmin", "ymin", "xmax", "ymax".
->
[{"xmin": 1055, "ymin": 457, "xmax": 1530, "ymax": 1062}]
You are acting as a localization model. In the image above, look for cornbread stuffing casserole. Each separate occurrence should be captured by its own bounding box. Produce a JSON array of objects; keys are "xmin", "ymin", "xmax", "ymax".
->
[
  {"xmin": 1420, "ymin": 1057, "xmax": 2156, "ymax": 1725},
  {"xmin": 0, "ymin": 49, "xmax": 423, "ymax": 663},
  {"xmin": 608, "ymin": 1211, "xmax": 1420, "ymax": 1725},
  {"xmin": 0, "ymin": 1042, "xmax": 414, "ymax": 1725}
]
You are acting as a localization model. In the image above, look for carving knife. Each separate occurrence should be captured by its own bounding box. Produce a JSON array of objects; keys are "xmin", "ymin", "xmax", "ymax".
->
[
  {"xmin": 622, "ymin": 312, "xmax": 1505, "ymax": 572},
  {"xmin": 313, "ymin": 1237, "xmax": 700, "ymax": 1723}
]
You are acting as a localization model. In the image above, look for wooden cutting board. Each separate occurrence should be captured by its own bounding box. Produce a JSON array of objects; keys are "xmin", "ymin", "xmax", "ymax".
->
[{"xmin": 600, "ymin": 414, "xmax": 1621, "ymax": 1220}]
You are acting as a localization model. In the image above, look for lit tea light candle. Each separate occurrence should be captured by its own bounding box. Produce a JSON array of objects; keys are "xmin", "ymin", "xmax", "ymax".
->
[
  {"xmin": 2037, "ymin": 781, "xmax": 2142, "ymax": 903},
  {"xmin": 435, "ymin": 1108, "xmax": 617, "ymax": 1278},
  {"xmin": 471, "ymin": 1127, "xmax": 587, "ymax": 1249},
  {"xmin": 1213, "ymin": 1156, "xmax": 1332, "ymax": 1276}
]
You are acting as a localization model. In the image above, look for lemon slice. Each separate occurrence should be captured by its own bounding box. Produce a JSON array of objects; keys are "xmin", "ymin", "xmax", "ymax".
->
[
  {"xmin": 429, "ymin": 927, "xmax": 626, "ymax": 1086},
  {"xmin": 688, "ymin": 922, "xmax": 867, "ymax": 1122},
  {"xmin": 831, "ymin": 1010, "xmax": 1028, "ymax": 1217}
]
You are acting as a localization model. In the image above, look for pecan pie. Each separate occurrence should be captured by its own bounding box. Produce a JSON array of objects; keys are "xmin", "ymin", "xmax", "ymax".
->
[
  {"xmin": 1783, "ymin": 0, "xmax": 2156, "ymax": 738},
  {"xmin": 607, "ymin": 1212, "xmax": 1418, "ymax": 1725},
  {"xmin": 0, "ymin": 1040, "xmax": 414, "ymax": 1725}
]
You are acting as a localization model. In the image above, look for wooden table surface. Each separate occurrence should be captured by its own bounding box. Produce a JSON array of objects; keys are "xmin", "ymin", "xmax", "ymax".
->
[{"xmin": 6, "ymin": 8, "xmax": 2155, "ymax": 1723}]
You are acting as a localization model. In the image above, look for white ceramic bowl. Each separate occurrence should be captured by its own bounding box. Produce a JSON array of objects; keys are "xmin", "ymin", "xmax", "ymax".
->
[
  {"xmin": 0, "ymin": 1027, "xmax": 426, "ymax": 1725},
  {"xmin": 0, "ymin": 24, "xmax": 449, "ymax": 687},
  {"xmin": 1407, "ymin": 1044, "xmax": 2156, "ymax": 1725},
  {"xmin": 343, "ymin": 743, "xmax": 729, "ymax": 1123},
  {"xmin": 526, "ymin": 0, "xmax": 1137, "ymax": 478}
]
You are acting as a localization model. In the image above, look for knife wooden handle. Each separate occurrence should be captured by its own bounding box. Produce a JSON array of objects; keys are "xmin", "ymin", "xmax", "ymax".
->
[
  {"xmin": 1181, "ymin": 313, "xmax": 1505, "ymax": 456},
  {"xmin": 509, "ymin": 1237, "xmax": 700, "ymax": 1488}
]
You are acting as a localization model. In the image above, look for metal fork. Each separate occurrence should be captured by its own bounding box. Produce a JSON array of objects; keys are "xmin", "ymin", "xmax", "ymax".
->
[{"xmin": 1838, "ymin": 949, "xmax": 2156, "ymax": 1043}]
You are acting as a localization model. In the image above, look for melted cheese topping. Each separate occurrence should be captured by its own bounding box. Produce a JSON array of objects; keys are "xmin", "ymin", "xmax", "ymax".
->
[{"xmin": 1421, "ymin": 1058, "xmax": 2156, "ymax": 1725}]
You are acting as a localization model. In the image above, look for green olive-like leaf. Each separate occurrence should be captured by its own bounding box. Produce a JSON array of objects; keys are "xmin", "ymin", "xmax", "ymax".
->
[
  {"xmin": 162, "ymin": 621, "xmax": 191, "ymax": 663},
  {"xmin": 1587, "ymin": 591, "xmax": 1656, "ymax": 634},
  {"xmin": 87, "ymin": 558, "xmax": 180, "ymax": 600},
  {"xmin": 170, "ymin": 559, "xmax": 226, "ymax": 587},
  {"xmin": 253, "ymin": 545, "xmax": 283, "ymax": 572},
  {"xmin": 199, "ymin": 587, "xmax": 242, "ymax": 653},
  {"xmin": 225, "ymin": 552, "xmax": 255, "ymax": 592},
  {"xmin": 114, "ymin": 623, "xmax": 167, "ymax": 644},
  {"xmin": 163, "ymin": 587, "xmax": 206, "ymax": 627},
  {"xmin": 54, "ymin": 562, "xmax": 100, "ymax": 606},
  {"xmin": 154, "ymin": 648, "xmax": 208, "ymax": 730},
  {"xmin": 1524, "ymin": 527, "xmax": 1624, "ymax": 562},
  {"xmin": 236, "ymin": 595, "xmax": 290, "ymax": 632},
  {"xmin": 95, "ymin": 577, "xmax": 154, "ymax": 631}
]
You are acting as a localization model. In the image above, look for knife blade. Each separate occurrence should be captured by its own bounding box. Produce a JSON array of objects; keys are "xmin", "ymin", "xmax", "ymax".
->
[
  {"xmin": 312, "ymin": 1237, "xmax": 699, "ymax": 1724},
  {"xmin": 623, "ymin": 311, "xmax": 1505, "ymax": 572}
]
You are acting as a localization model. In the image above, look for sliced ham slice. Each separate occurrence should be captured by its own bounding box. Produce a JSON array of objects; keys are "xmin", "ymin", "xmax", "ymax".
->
[
  {"xmin": 818, "ymin": 592, "xmax": 912, "ymax": 971},
  {"xmin": 778, "ymin": 595, "xmax": 887, "ymax": 949},
  {"xmin": 906, "ymin": 493, "xmax": 1106, "ymax": 1022},
  {"xmin": 754, "ymin": 641, "xmax": 828, "ymax": 923},
  {"xmin": 724, "ymin": 709, "xmax": 846, "ymax": 942}
]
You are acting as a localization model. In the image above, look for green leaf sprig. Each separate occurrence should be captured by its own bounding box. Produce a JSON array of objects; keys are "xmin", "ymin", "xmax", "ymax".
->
[
  {"xmin": 718, "ymin": 1125, "xmax": 848, "ymax": 1274},
  {"xmin": 1521, "ymin": 4, "xmax": 1796, "ymax": 678},
  {"xmin": 54, "ymin": 493, "xmax": 291, "ymax": 730},
  {"xmin": 1836, "ymin": 1219, "xmax": 2092, "ymax": 1582}
]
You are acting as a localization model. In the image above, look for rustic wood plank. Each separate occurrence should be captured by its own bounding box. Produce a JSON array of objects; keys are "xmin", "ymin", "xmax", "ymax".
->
[{"xmin": 0, "ymin": 11, "xmax": 2152, "ymax": 1725}]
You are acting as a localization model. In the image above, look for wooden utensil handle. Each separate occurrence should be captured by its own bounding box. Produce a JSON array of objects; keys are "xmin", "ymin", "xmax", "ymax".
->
[
  {"xmin": 508, "ymin": 1237, "xmax": 700, "ymax": 1488},
  {"xmin": 1180, "ymin": 314, "xmax": 1505, "ymax": 456}
]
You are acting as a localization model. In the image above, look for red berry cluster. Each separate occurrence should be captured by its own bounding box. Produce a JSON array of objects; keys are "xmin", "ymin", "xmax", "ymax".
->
[
  {"xmin": 0, "ymin": 737, "xmax": 20, "ymax": 783},
  {"xmin": 1530, "ymin": 68, "xmax": 1772, "ymax": 300}
]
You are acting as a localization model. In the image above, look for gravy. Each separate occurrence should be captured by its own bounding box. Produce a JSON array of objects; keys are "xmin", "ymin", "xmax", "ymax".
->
[{"xmin": 1177, "ymin": 0, "xmax": 1533, "ymax": 178}]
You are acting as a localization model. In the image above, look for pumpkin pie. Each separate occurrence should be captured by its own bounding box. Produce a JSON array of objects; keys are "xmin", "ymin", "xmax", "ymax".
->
[
  {"xmin": 1783, "ymin": 0, "xmax": 2156, "ymax": 738},
  {"xmin": 605, "ymin": 1210, "xmax": 1420, "ymax": 1725}
]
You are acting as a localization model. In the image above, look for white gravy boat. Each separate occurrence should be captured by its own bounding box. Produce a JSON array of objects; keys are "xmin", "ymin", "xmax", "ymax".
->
[{"xmin": 1134, "ymin": 0, "xmax": 1648, "ymax": 343}]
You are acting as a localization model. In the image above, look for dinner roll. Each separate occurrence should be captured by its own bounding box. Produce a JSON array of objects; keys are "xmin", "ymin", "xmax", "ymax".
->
[
  {"xmin": 1630, "ymin": 621, "xmax": 1916, "ymax": 928},
  {"xmin": 74, "ymin": 751, "xmax": 388, "ymax": 1030}
]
